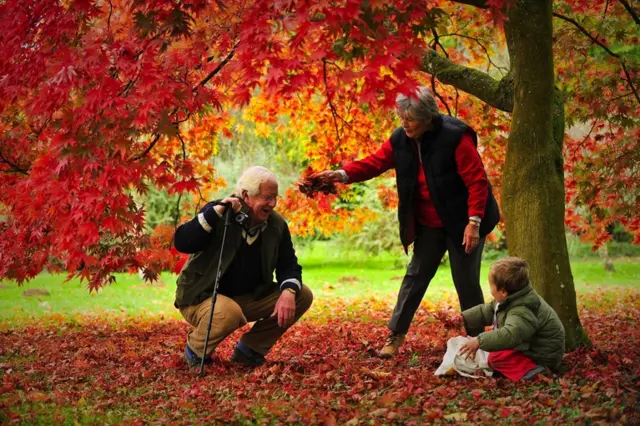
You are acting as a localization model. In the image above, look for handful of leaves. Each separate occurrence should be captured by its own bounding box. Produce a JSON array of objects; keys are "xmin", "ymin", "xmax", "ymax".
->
[{"xmin": 298, "ymin": 171, "xmax": 338, "ymax": 198}]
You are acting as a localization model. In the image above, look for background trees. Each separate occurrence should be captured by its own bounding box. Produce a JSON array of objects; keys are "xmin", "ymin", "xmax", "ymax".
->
[{"xmin": 1, "ymin": 0, "xmax": 637, "ymax": 349}]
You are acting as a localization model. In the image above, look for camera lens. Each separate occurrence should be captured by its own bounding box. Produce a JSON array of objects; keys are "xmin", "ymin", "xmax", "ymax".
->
[{"xmin": 235, "ymin": 212, "xmax": 248, "ymax": 224}]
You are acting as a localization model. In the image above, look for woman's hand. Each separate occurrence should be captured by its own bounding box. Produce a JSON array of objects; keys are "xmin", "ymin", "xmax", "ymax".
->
[
  {"xmin": 462, "ymin": 221, "xmax": 481, "ymax": 254},
  {"xmin": 309, "ymin": 170, "xmax": 343, "ymax": 183}
]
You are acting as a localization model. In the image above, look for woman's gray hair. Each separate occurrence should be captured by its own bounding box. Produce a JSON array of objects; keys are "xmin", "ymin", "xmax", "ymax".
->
[
  {"xmin": 396, "ymin": 86, "xmax": 440, "ymax": 123},
  {"xmin": 235, "ymin": 166, "xmax": 278, "ymax": 196}
]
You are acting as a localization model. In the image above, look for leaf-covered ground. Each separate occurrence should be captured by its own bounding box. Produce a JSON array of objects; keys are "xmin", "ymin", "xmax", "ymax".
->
[{"xmin": 1, "ymin": 290, "xmax": 639, "ymax": 425}]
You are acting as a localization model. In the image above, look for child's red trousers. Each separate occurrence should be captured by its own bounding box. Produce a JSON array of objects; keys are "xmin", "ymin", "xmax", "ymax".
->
[{"xmin": 488, "ymin": 349, "xmax": 537, "ymax": 382}]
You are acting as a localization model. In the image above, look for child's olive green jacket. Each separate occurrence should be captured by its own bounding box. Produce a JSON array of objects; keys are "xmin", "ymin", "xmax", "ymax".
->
[{"xmin": 462, "ymin": 283, "xmax": 565, "ymax": 371}]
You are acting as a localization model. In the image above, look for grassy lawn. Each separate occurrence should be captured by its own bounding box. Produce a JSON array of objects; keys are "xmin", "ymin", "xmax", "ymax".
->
[
  {"xmin": 301, "ymin": 248, "xmax": 640, "ymax": 298},
  {"xmin": 1, "ymin": 244, "xmax": 638, "ymax": 322}
]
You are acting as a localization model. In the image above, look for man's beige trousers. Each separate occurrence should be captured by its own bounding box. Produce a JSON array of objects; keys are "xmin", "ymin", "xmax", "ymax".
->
[{"xmin": 180, "ymin": 286, "xmax": 313, "ymax": 357}]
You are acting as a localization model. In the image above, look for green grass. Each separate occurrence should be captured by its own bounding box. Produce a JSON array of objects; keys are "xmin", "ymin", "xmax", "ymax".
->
[
  {"xmin": 1, "ymin": 243, "xmax": 639, "ymax": 322},
  {"xmin": 300, "ymin": 244, "xmax": 640, "ymax": 298},
  {"xmin": 0, "ymin": 273, "xmax": 180, "ymax": 322}
]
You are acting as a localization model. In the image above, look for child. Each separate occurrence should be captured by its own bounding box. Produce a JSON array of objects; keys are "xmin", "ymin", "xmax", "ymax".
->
[{"xmin": 459, "ymin": 257, "xmax": 565, "ymax": 381}]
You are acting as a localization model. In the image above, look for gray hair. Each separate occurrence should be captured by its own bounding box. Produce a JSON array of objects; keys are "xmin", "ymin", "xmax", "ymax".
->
[
  {"xmin": 396, "ymin": 86, "xmax": 440, "ymax": 123},
  {"xmin": 235, "ymin": 166, "xmax": 278, "ymax": 196}
]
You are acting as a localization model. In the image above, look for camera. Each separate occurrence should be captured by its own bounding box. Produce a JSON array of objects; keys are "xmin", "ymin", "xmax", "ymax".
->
[
  {"xmin": 216, "ymin": 197, "xmax": 250, "ymax": 226},
  {"xmin": 234, "ymin": 210, "xmax": 249, "ymax": 225},
  {"xmin": 233, "ymin": 197, "xmax": 251, "ymax": 225}
]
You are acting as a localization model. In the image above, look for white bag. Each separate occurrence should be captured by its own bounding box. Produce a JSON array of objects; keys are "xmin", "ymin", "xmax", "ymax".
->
[{"xmin": 434, "ymin": 336, "xmax": 493, "ymax": 378}]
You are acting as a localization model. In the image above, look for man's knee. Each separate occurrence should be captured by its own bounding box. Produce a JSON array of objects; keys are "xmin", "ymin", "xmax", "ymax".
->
[
  {"xmin": 209, "ymin": 297, "xmax": 247, "ymax": 333},
  {"xmin": 296, "ymin": 285, "xmax": 313, "ymax": 314}
]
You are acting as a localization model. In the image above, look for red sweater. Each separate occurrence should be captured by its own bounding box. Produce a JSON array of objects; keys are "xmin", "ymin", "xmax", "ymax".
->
[{"xmin": 342, "ymin": 133, "xmax": 488, "ymax": 228}]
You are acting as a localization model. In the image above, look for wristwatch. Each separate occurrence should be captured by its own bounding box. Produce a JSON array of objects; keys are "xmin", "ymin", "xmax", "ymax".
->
[{"xmin": 283, "ymin": 288, "xmax": 297, "ymax": 295}]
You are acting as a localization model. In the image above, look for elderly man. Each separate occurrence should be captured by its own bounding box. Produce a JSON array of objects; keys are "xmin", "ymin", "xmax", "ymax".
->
[
  {"xmin": 314, "ymin": 86, "xmax": 499, "ymax": 358},
  {"xmin": 174, "ymin": 166, "xmax": 313, "ymax": 367}
]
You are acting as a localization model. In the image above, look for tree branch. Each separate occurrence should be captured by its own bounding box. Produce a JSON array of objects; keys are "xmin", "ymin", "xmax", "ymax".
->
[
  {"xmin": 319, "ymin": 59, "xmax": 372, "ymax": 167},
  {"xmin": 173, "ymin": 131, "xmax": 188, "ymax": 230},
  {"xmin": 131, "ymin": 44, "xmax": 237, "ymax": 162},
  {"xmin": 107, "ymin": 0, "xmax": 114, "ymax": 30},
  {"xmin": 618, "ymin": 0, "xmax": 640, "ymax": 25},
  {"xmin": 130, "ymin": 134, "xmax": 161, "ymax": 161},
  {"xmin": 620, "ymin": 62, "xmax": 640, "ymax": 105},
  {"xmin": 451, "ymin": 0, "xmax": 488, "ymax": 8},
  {"xmin": 420, "ymin": 49, "xmax": 514, "ymax": 112},
  {"xmin": 28, "ymin": 117, "xmax": 51, "ymax": 137},
  {"xmin": 601, "ymin": 0, "xmax": 611, "ymax": 24},
  {"xmin": 439, "ymin": 32, "xmax": 509, "ymax": 74},
  {"xmin": 552, "ymin": 12, "xmax": 619, "ymax": 58},
  {"xmin": 429, "ymin": 30, "xmax": 453, "ymax": 115},
  {"xmin": 570, "ymin": 121, "xmax": 597, "ymax": 157},
  {"xmin": 0, "ymin": 150, "xmax": 30, "ymax": 175},
  {"xmin": 430, "ymin": 74, "xmax": 452, "ymax": 116},
  {"xmin": 553, "ymin": 12, "xmax": 640, "ymax": 106},
  {"xmin": 430, "ymin": 29, "xmax": 449, "ymax": 58},
  {"xmin": 195, "ymin": 43, "xmax": 238, "ymax": 90},
  {"xmin": 320, "ymin": 60, "xmax": 366, "ymax": 139},
  {"xmin": 173, "ymin": 109, "xmax": 192, "ymax": 125},
  {"xmin": 321, "ymin": 58, "xmax": 342, "ymax": 142}
]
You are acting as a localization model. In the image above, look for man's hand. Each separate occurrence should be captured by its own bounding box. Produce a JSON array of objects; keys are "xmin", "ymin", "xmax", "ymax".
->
[
  {"xmin": 271, "ymin": 291, "xmax": 296, "ymax": 328},
  {"xmin": 462, "ymin": 221, "xmax": 480, "ymax": 254},
  {"xmin": 214, "ymin": 196, "xmax": 243, "ymax": 216},
  {"xmin": 459, "ymin": 337, "xmax": 480, "ymax": 360}
]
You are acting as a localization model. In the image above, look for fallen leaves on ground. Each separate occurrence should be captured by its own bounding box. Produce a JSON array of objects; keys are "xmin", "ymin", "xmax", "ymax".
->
[{"xmin": 1, "ymin": 290, "xmax": 639, "ymax": 425}]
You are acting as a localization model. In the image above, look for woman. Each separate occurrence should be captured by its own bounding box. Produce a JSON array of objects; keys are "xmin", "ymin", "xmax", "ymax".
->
[{"xmin": 313, "ymin": 86, "xmax": 500, "ymax": 358}]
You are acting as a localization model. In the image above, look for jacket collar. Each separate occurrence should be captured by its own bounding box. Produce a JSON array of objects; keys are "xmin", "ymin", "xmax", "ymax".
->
[
  {"xmin": 498, "ymin": 283, "xmax": 536, "ymax": 309},
  {"xmin": 417, "ymin": 114, "xmax": 443, "ymax": 145}
]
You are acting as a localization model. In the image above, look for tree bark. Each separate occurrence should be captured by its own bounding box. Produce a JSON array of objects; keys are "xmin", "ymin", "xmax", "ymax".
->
[
  {"xmin": 502, "ymin": 0, "xmax": 589, "ymax": 349},
  {"xmin": 421, "ymin": 51, "xmax": 514, "ymax": 113},
  {"xmin": 424, "ymin": 0, "xmax": 592, "ymax": 350}
]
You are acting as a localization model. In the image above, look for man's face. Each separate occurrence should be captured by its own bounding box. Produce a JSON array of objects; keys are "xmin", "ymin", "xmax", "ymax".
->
[
  {"xmin": 242, "ymin": 179, "xmax": 279, "ymax": 224},
  {"xmin": 399, "ymin": 112, "xmax": 430, "ymax": 140}
]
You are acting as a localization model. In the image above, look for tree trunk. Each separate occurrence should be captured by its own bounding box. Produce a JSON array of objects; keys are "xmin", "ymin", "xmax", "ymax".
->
[
  {"xmin": 600, "ymin": 244, "xmax": 615, "ymax": 272},
  {"xmin": 502, "ymin": 0, "xmax": 590, "ymax": 349}
]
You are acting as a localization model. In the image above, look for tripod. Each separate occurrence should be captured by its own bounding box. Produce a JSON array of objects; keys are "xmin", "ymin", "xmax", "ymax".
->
[{"xmin": 198, "ymin": 204, "xmax": 233, "ymax": 376}]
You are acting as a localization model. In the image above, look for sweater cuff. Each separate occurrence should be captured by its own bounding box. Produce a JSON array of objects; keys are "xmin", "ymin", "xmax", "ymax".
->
[
  {"xmin": 462, "ymin": 307, "xmax": 485, "ymax": 337},
  {"xmin": 477, "ymin": 332, "xmax": 487, "ymax": 349},
  {"xmin": 280, "ymin": 279, "xmax": 301, "ymax": 292},
  {"xmin": 200, "ymin": 205, "xmax": 220, "ymax": 232},
  {"xmin": 336, "ymin": 170, "xmax": 349, "ymax": 183}
]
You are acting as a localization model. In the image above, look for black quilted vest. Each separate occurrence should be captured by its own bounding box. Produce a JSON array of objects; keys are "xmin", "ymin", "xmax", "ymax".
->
[{"xmin": 390, "ymin": 115, "xmax": 500, "ymax": 249}]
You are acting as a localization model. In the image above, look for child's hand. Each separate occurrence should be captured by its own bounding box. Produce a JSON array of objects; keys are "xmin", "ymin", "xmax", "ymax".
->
[{"xmin": 459, "ymin": 337, "xmax": 480, "ymax": 359}]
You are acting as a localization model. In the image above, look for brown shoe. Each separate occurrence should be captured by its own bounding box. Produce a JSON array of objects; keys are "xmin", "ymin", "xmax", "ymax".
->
[{"xmin": 379, "ymin": 331, "xmax": 405, "ymax": 358}]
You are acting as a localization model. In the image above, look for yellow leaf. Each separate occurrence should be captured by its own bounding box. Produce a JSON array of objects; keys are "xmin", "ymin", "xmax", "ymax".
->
[{"xmin": 444, "ymin": 412, "xmax": 468, "ymax": 421}]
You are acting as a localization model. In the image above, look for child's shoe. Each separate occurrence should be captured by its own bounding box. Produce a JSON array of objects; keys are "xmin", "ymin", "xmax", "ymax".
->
[{"xmin": 522, "ymin": 364, "xmax": 551, "ymax": 380}]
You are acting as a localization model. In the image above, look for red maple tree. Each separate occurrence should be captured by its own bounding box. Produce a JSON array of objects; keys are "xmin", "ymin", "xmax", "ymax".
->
[{"xmin": 0, "ymin": 0, "xmax": 637, "ymax": 302}]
